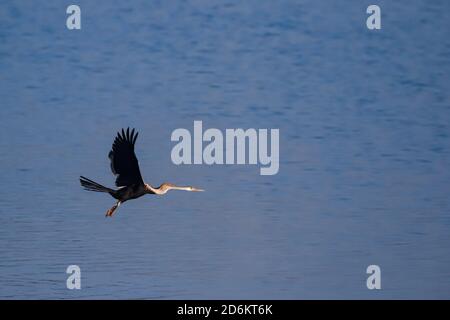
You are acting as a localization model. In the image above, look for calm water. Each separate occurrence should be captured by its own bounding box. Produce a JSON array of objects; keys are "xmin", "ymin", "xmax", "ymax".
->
[{"xmin": 1, "ymin": 0, "xmax": 450, "ymax": 299}]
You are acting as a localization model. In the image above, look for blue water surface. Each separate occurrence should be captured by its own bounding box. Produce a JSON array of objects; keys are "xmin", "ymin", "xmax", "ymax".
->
[{"xmin": 0, "ymin": 0, "xmax": 449, "ymax": 299}]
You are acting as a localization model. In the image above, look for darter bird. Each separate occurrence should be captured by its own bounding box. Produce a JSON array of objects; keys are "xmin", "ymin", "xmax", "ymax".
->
[{"xmin": 80, "ymin": 128, "xmax": 204, "ymax": 217}]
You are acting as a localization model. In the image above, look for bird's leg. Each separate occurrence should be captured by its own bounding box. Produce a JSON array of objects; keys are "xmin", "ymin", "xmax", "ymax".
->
[{"xmin": 105, "ymin": 201, "xmax": 121, "ymax": 217}]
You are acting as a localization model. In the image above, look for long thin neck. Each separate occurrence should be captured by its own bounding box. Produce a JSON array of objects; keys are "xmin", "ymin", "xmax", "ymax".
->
[{"xmin": 145, "ymin": 183, "xmax": 191, "ymax": 195}]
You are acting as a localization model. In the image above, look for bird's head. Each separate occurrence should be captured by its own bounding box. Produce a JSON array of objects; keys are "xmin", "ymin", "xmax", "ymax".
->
[
  {"xmin": 148, "ymin": 183, "xmax": 204, "ymax": 195},
  {"xmin": 187, "ymin": 186, "xmax": 204, "ymax": 192},
  {"xmin": 162, "ymin": 183, "xmax": 204, "ymax": 193}
]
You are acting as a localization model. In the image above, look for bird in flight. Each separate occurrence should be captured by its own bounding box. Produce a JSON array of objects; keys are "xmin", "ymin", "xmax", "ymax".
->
[{"xmin": 80, "ymin": 128, "xmax": 204, "ymax": 217}]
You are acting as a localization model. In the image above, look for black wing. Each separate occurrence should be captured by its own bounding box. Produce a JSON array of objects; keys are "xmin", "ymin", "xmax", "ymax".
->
[{"xmin": 108, "ymin": 128, "xmax": 144, "ymax": 187}]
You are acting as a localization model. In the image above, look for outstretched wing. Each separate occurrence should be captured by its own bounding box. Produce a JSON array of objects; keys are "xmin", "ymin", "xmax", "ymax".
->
[{"xmin": 108, "ymin": 128, "xmax": 144, "ymax": 187}]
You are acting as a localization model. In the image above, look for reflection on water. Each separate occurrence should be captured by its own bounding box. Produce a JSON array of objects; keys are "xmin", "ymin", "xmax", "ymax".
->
[{"xmin": 1, "ymin": 0, "xmax": 450, "ymax": 299}]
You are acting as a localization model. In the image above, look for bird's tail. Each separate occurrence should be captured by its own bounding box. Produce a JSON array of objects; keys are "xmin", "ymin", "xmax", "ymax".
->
[{"xmin": 80, "ymin": 176, "xmax": 114, "ymax": 193}]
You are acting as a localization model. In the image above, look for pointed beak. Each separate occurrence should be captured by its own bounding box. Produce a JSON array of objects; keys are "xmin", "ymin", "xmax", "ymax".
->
[{"xmin": 191, "ymin": 187, "xmax": 204, "ymax": 192}]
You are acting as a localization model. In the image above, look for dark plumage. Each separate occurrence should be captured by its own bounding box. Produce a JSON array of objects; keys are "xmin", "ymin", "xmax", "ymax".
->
[
  {"xmin": 109, "ymin": 128, "xmax": 142, "ymax": 187},
  {"xmin": 80, "ymin": 128, "xmax": 204, "ymax": 217}
]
